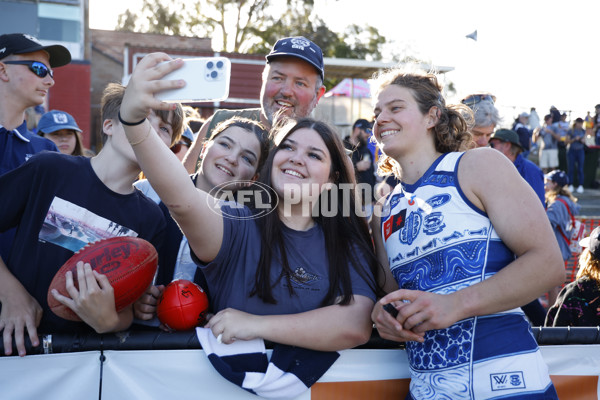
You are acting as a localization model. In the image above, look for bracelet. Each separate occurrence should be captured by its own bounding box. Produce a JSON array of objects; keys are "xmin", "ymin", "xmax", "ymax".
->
[
  {"xmin": 128, "ymin": 120, "xmax": 152, "ymax": 146},
  {"xmin": 118, "ymin": 111, "xmax": 146, "ymax": 126}
]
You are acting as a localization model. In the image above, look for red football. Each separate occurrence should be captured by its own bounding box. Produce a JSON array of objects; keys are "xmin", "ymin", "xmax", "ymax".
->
[
  {"xmin": 47, "ymin": 236, "xmax": 158, "ymax": 321},
  {"xmin": 157, "ymin": 279, "xmax": 209, "ymax": 331}
]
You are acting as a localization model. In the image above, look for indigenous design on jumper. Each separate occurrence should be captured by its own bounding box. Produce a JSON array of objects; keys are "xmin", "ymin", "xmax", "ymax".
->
[{"xmin": 382, "ymin": 152, "xmax": 554, "ymax": 399}]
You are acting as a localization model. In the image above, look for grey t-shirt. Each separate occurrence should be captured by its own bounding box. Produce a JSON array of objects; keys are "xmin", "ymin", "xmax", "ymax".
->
[{"xmin": 197, "ymin": 203, "xmax": 376, "ymax": 314}]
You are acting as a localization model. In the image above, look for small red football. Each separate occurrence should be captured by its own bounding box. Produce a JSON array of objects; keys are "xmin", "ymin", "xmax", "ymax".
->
[
  {"xmin": 157, "ymin": 279, "xmax": 209, "ymax": 331},
  {"xmin": 47, "ymin": 236, "xmax": 158, "ymax": 321}
]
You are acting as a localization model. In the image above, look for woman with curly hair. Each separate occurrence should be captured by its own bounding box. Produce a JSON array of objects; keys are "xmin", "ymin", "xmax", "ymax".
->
[
  {"xmin": 546, "ymin": 226, "xmax": 600, "ymax": 326},
  {"xmin": 369, "ymin": 66, "xmax": 565, "ymax": 399}
]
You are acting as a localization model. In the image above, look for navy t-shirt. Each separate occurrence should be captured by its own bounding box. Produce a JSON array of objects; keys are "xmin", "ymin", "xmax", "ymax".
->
[
  {"xmin": 0, "ymin": 153, "xmax": 166, "ymax": 333},
  {"xmin": 198, "ymin": 204, "xmax": 376, "ymax": 315}
]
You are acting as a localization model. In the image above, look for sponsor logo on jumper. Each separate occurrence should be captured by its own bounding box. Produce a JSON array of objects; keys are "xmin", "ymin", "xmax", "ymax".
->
[
  {"xmin": 383, "ymin": 208, "xmax": 407, "ymax": 240},
  {"xmin": 425, "ymin": 193, "xmax": 451, "ymax": 208},
  {"xmin": 490, "ymin": 371, "xmax": 525, "ymax": 391}
]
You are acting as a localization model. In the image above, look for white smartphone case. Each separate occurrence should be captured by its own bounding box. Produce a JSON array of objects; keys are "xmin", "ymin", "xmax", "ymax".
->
[{"xmin": 156, "ymin": 57, "xmax": 231, "ymax": 103}]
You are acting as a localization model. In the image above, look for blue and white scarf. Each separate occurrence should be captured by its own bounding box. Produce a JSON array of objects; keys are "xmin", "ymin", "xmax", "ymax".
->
[{"xmin": 196, "ymin": 327, "xmax": 339, "ymax": 399}]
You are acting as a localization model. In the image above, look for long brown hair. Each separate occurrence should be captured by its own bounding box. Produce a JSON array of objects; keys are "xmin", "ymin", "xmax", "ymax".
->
[{"xmin": 251, "ymin": 118, "xmax": 384, "ymax": 306}]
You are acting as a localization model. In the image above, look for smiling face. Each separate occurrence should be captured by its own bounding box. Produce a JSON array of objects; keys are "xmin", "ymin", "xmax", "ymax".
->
[
  {"xmin": 271, "ymin": 127, "xmax": 332, "ymax": 203},
  {"xmin": 372, "ymin": 84, "xmax": 432, "ymax": 160},
  {"xmin": 1, "ymin": 50, "xmax": 54, "ymax": 108},
  {"xmin": 198, "ymin": 126, "xmax": 262, "ymax": 192},
  {"xmin": 260, "ymin": 58, "xmax": 324, "ymax": 125}
]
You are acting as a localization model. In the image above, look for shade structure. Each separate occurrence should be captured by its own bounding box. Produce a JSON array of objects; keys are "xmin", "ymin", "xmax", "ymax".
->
[{"xmin": 324, "ymin": 78, "xmax": 371, "ymax": 99}]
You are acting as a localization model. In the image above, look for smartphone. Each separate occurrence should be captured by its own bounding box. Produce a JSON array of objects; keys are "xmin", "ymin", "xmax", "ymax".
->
[
  {"xmin": 156, "ymin": 57, "xmax": 231, "ymax": 103},
  {"xmin": 383, "ymin": 303, "xmax": 399, "ymax": 318}
]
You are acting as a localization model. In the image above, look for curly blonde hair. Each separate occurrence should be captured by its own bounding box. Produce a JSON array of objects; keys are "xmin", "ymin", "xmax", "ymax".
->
[{"xmin": 576, "ymin": 249, "xmax": 600, "ymax": 281}]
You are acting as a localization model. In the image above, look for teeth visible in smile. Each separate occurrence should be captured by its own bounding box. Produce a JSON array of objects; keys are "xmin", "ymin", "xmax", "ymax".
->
[
  {"xmin": 276, "ymin": 100, "xmax": 293, "ymax": 108},
  {"xmin": 283, "ymin": 169, "xmax": 304, "ymax": 178},
  {"xmin": 216, "ymin": 165, "xmax": 233, "ymax": 176},
  {"xmin": 381, "ymin": 130, "xmax": 400, "ymax": 138}
]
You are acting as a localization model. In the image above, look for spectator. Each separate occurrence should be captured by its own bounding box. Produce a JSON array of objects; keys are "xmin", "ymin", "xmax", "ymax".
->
[
  {"xmin": 533, "ymin": 114, "xmax": 561, "ymax": 173},
  {"xmin": 37, "ymin": 110, "xmax": 88, "ymax": 156},
  {"xmin": 550, "ymin": 106, "xmax": 562, "ymax": 124},
  {"xmin": 593, "ymin": 104, "xmax": 600, "ymax": 145},
  {"xmin": 120, "ymin": 53, "xmax": 381, "ymax": 353},
  {"xmin": 344, "ymin": 119, "xmax": 376, "ymax": 215},
  {"xmin": 544, "ymin": 169, "xmax": 580, "ymax": 307},
  {"xmin": 0, "ymin": 83, "xmax": 184, "ymax": 356},
  {"xmin": 545, "ymin": 226, "xmax": 600, "ymax": 327},
  {"xmin": 171, "ymin": 126, "xmax": 195, "ymax": 162},
  {"xmin": 489, "ymin": 128, "xmax": 547, "ymax": 324},
  {"xmin": 461, "ymin": 93, "xmax": 500, "ymax": 148},
  {"xmin": 370, "ymin": 67, "xmax": 562, "ymax": 398},
  {"xmin": 133, "ymin": 117, "xmax": 270, "ymax": 326},
  {"xmin": 512, "ymin": 112, "xmax": 533, "ymax": 159},
  {"xmin": 183, "ymin": 36, "xmax": 326, "ymax": 173},
  {"xmin": 529, "ymin": 107, "xmax": 541, "ymax": 130},
  {"xmin": 553, "ymin": 112, "xmax": 570, "ymax": 172},
  {"xmin": 489, "ymin": 128, "xmax": 545, "ymax": 205},
  {"xmin": 0, "ymin": 33, "xmax": 71, "ymax": 271},
  {"xmin": 0, "ymin": 33, "xmax": 70, "ymax": 175},
  {"xmin": 566, "ymin": 117, "xmax": 586, "ymax": 193}
]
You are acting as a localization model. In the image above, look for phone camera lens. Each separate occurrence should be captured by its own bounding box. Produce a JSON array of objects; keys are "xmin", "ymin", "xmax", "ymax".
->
[
  {"xmin": 210, "ymin": 70, "xmax": 218, "ymax": 79},
  {"xmin": 216, "ymin": 61, "xmax": 224, "ymax": 69},
  {"xmin": 206, "ymin": 61, "xmax": 214, "ymax": 69}
]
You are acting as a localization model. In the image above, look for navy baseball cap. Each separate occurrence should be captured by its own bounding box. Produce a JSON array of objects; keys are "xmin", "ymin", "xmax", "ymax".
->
[
  {"xmin": 353, "ymin": 119, "xmax": 372, "ymax": 131},
  {"xmin": 580, "ymin": 226, "xmax": 600, "ymax": 260},
  {"xmin": 545, "ymin": 169, "xmax": 569, "ymax": 187},
  {"xmin": 0, "ymin": 33, "xmax": 71, "ymax": 68},
  {"xmin": 266, "ymin": 36, "xmax": 324, "ymax": 81},
  {"xmin": 38, "ymin": 110, "xmax": 81, "ymax": 134}
]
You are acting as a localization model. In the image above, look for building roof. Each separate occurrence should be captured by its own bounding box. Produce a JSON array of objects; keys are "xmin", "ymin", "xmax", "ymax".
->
[
  {"xmin": 90, "ymin": 29, "xmax": 212, "ymax": 64},
  {"xmin": 324, "ymin": 57, "xmax": 454, "ymax": 80}
]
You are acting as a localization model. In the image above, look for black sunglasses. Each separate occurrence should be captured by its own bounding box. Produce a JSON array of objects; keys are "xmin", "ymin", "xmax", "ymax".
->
[
  {"xmin": 461, "ymin": 94, "xmax": 496, "ymax": 106},
  {"xmin": 3, "ymin": 60, "xmax": 53, "ymax": 78}
]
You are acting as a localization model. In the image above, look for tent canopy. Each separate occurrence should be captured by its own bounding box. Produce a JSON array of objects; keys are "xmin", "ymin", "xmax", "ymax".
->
[{"xmin": 324, "ymin": 78, "xmax": 371, "ymax": 99}]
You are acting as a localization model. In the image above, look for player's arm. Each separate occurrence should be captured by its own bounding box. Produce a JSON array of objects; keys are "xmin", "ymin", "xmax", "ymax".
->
[
  {"xmin": 0, "ymin": 257, "xmax": 42, "ymax": 356},
  {"xmin": 182, "ymin": 115, "xmax": 213, "ymax": 174},
  {"xmin": 119, "ymin": 53, "xmax": 224, "ymax": 263},
  {"xmin": 385, "ymin": 148, "xmax": 565, "ymax": 333}
]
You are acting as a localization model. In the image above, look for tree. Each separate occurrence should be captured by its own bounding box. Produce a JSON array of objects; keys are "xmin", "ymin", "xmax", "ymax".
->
[{"xmin": 115, "ymin": 0, "xmax": 387, "ymax": 60}]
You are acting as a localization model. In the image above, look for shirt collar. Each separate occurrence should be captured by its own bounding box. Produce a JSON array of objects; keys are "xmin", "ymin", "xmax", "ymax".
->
[{"xmin": 0, "ymin": 121, "xmax": 31, "ymax": 143}]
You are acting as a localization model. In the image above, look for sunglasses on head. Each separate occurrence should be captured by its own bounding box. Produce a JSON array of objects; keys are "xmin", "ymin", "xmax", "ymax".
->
[
  {"xmin": 3, "ymin": 60, "xmax": 53, "ymax": 78},
  {"xmin": 461, "ymin": 94, "xmax": 496, "ymax": 106}
]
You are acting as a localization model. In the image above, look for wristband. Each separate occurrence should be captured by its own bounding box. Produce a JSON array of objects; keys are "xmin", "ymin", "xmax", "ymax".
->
[{"xmin": 118, "ymin": 111, "xmax": 146, "ymax": 126}]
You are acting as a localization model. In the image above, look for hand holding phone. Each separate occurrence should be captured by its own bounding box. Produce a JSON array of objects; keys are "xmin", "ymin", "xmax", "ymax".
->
[
  {"xmin": 383, "ymin": 303, "xmax": 399, "ymax": 318},
  {"xmin": 156, "ymin": 57, "xmax": 231, "ymax": 103}
]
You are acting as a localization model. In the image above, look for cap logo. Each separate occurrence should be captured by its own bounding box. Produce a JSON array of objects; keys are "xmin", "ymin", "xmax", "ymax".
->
[
  {"xmin": 290, "ymin": 37, "xmax": 312, "ymax": 52},
  {"xmin": 52, "ymin": 113, "xmax": 69, "ymax": 124},
  {"xmin": 0, "ymin": 48, "xmax": 5, "ymax": 55},
  {"xmin": 23, "ymin": 34, "xmax": 42, "ymax": 45}
]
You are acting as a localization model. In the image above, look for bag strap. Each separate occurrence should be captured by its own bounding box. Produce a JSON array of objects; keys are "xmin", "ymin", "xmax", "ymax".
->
[
  {"xmin": 555, "ymin": 198, "xmax": 575, "ymax": 244},
  {"xmin": 555, "ymin": 198, "xmax": 575, "ymax": 223}
]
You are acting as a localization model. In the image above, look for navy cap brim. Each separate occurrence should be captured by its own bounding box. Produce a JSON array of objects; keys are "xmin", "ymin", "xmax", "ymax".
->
[
  {"xmin": 14, "ymin": 44, "xmax": 71, "ymax": 68},
  {"xmin": 266, "ymin": 52, "xmax": 324, "ymax": 81},
  {"xmin": 40, "ymin": 124, "xmax": 82, "ymax": 134}
]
